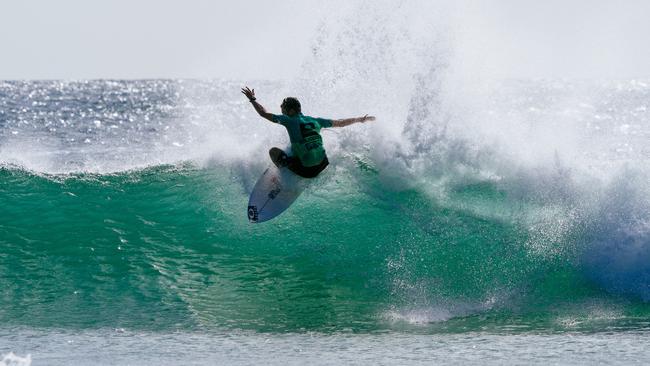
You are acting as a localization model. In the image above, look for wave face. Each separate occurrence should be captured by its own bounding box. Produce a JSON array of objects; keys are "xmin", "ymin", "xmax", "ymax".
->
[{"xmin": 0, "ymin": 161, "xmax": 595, "ymax": 332}]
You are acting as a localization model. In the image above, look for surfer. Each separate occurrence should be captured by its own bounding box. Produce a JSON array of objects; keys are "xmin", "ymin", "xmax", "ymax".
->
[{"xmin": 241, "ymin": 86, "xmax": 375, "ymax": 178}]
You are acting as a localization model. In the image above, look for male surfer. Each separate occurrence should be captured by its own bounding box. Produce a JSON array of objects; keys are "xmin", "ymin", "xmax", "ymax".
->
[{"xmin": 241, "ymin": 86, "xmax": 375, "ymax": 178}]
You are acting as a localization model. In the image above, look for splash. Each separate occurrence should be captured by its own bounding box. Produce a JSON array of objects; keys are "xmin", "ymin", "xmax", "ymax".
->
[{"xmin": 0, "ymin": 353, "xmax": 31, "ymax": 366}]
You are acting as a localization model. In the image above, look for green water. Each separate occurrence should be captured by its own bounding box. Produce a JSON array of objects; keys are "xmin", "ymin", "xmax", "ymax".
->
[{"xmin": 2, "ymin": 163, "xmax": 648, "ymax": 334}]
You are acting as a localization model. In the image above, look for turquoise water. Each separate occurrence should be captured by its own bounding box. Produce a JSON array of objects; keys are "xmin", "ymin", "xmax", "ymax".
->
[{"xmin": 2, "ymin": 158, "xmax": 650, "ymax": 335}]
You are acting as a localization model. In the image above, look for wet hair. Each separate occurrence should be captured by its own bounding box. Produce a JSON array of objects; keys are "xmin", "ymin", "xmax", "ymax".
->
[{"xmin": 281, "ymin": 97, "xmax": 301, "ymax": 113}]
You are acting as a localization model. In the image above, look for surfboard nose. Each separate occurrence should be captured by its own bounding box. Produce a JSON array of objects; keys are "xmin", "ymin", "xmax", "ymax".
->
[{"xmin": 247, "ymin": 205, "xmax": 259, "ymax": 222}]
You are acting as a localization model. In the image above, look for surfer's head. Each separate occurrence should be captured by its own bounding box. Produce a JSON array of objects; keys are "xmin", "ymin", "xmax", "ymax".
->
[{"xmin": 281, "ymin": 97, "xmax": 301, "ymax": 116}]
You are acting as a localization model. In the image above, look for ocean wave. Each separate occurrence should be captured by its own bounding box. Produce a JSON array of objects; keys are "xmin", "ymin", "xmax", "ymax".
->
[{"xmin": 0, "ymin": 153, "xmax": 648, "ymax": 332}]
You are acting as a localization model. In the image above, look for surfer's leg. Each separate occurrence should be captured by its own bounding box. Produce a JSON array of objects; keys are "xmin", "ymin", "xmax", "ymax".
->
[{"xmin": 269, "ymin": 147, "xmax": 290, "ymax": 168}]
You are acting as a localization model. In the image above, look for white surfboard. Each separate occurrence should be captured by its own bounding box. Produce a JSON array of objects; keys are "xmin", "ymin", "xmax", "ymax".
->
[{"xmin": 247, "ymin": 165, "xmax": 309, "ymax": 223}]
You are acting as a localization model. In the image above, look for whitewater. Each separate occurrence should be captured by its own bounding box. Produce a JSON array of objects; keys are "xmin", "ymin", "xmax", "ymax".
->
[{"xmin": 3, "ymin": 2, "xmax": 650, "ymax": 365}]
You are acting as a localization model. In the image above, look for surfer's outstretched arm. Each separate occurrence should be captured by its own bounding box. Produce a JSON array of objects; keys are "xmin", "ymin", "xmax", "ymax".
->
[
  {"xmin": 241, "ymin": 86, "xmax": 274, "ymax": 122},
  {"xmin": 331, "ymin": 114, "xmax": 375, "ymax": 128}
]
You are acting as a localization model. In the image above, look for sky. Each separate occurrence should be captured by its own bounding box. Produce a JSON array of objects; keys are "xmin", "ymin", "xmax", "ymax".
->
[
  {"xmin": 0, "ymin": 0, "xmax": 324, "ymax": 80},
  {"xmin": 454, "ymin": 0, "xmax": 650, "ymax": 79},
  {"xmin": 1, "ymin": 0, "xmax": 650, "ymax": 80}
]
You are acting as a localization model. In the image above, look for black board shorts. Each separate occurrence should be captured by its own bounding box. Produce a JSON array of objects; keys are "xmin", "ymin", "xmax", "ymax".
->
[
  {"xmin": 270, "ymin": 147, "xmax": 329, "ymax": 178},
  {"xmin": 288, "ymin": 155, "xmax": 329, "ymax": 178}
]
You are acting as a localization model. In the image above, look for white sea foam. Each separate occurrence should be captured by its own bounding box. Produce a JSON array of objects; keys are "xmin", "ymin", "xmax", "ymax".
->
[
  {"xmin": 382, "ymin": 299, "xmax": 497, "ymax": 325},
  {"xmin": 0, "ymin": 353, "xmax": 31, "ymax": 366}
]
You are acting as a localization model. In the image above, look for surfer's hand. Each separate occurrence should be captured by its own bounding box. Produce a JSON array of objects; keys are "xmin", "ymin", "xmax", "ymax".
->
[
  {"xmin": 360, "ymin": 115, "xmax": 376, "ymax": 122},
  {"xmin": 241, "ymin": 87, "xmax": 256, "ymax": 102}
]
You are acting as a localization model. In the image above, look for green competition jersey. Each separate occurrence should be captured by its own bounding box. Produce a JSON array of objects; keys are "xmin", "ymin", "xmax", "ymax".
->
[{"xmin": 271, "ymin": 113, "xmax": 333, "ymax": 167}]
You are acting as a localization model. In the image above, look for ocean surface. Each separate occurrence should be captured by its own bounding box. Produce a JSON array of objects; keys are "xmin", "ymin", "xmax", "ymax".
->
[{"xmin": 1, "ymin": 78, "xmax": 650, "ymax": 364}]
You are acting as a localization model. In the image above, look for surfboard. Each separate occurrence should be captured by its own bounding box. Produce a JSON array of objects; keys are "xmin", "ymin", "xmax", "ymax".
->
[{"xmin": 247, "ymin": 165, "xmax": 308, "ymax": 223}]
